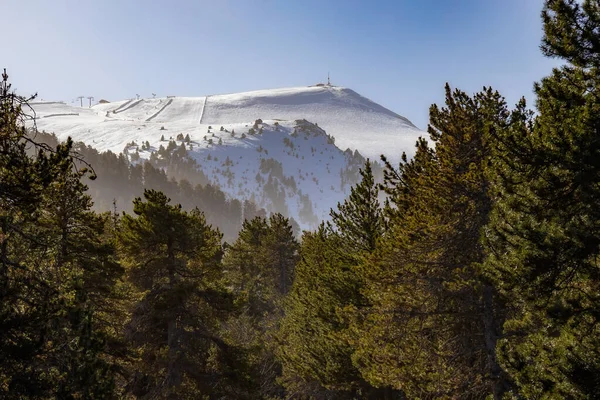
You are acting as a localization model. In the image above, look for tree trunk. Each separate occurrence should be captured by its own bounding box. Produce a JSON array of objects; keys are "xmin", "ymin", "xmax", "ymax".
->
[
  {"xmin": 166, "ymin": 238, "xmax": 182, "ymax": 390},
  {"xmin": 482, "ymin": 284, "xmax": 510, "ymax": 399},
  {"xmin": 279, "ymin": 246, "xmax": 287, "ymax": 295}
]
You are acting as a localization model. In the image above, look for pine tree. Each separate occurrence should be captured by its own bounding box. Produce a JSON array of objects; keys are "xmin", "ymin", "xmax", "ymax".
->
[
  {"xmin": 0, "ymin": 70, "xmax": 121, "ymax": 398},
  {"xmin": 279, "ymin": 163, "xmax": 390, "ymax": 398},
  {"xmin": 352, "ymin": 85, "xmax": 513, "ymax": 398},
  {"xmin": 223, "ymin": 213, "xmax": 298, "ymax": 314},
  {"xmin": 222, "ymin": 214, "xmax": 299, "ymax": 398},
  {"xmin": 224, "ymin": 216, "xmax": 269, "ymax": 314},
  {"xmin": 329, "ymin": 160, "xmax": 383, "ymax": 255},
  {"xmin": 119, "ymin": 190, "xmax": 243, "ymax": 398},
  {"xmin": 279, "ymin": 227, "xmax": 369, "ymax": 398},
  {"xmin": 37, "ymin": 148, "xmax": 125, "ymax": 398},
  {"xmin": 264, "ymin": 213, "xmax": 299, "ymax": 296},
  {"xmin": 483, "ymin": 1, "xmax": 600, "ymax": 396}
]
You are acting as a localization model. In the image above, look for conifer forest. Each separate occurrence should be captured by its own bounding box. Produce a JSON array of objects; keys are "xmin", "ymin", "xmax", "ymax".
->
[{"xmin": 2, "ymin": 1, "xmax": 600, "ymax": 398}]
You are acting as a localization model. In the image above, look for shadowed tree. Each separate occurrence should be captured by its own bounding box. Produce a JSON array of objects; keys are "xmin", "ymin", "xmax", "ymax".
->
[{"xmin": 119, "ymin": 190, "xmax": 245, "ymax": 398}]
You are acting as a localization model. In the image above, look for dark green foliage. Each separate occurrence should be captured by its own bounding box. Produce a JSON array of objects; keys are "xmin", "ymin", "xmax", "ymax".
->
[
  {"xmin": 223, "ymin": 214, "xmax": 299, "ymax": 398},
  {"xmin": 224, "ymin": 214, "xmax": 299, "ymax": 316},
  {"xmin": 330, "ymin": 160, "xmax": 383, "ymax": 255},
  {"xmin": 0, "ymin": 70, "xmax": 123, "ymax": 398},
  {"xmin": 483, "ymin": 1, "xmax": 600, "ymax": 397},
  {"xmin": 350, "ymin": 86, "xmax": 513, "ymax": 399},
  {"xmin": 279, "ymin": 227, "xmax": 368, "ymax": 398},
  {"xmin": 119, "ymin": 190, "xmax": 245, "ymax": 398},
  {"xmin": 279, "ymin": 162, "xmax": 389, "ymax": 398},
  {"xmin": 5, "ymin": 2, "xmax": 600, "ymax": 397}
]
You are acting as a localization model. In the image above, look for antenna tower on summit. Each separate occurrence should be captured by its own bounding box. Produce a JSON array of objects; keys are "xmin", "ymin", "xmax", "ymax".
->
[{"xmin": 327, "ymin": 72, "xmax": 331, "ymax": 86}]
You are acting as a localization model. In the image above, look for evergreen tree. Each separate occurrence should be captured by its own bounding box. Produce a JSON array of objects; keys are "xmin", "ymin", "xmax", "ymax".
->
[
  {"xmin": 279, "ymin": 227, "xmax": 369, "ymax": 398},
  {"xmin": 37, "ymin": 145, "xmax": 126, "ymax": 398},
  {"xmin": 264, "ymin": 213, "xmax": 299, "ymax": 297},
  {"xmin": 483, "ymin": 1, "xmax": 600, "ymax": 396},
  {"xmin": 222, "ymin": 214, "xmax": 299, "ymax": 398},
  {"xmin": 224, "ymin": 216, "xmax": 270, "ymax": 315},
  {"xmin": 329, "ymin": 160, "xmax": 383, "ymax": 255},
  {"xmin": 119, "ymin": 190, "xmax": 243, "ymax": 398},
  {"xmin": 223, "ymin": 213, "xmax": 298, "ymax": 312},
  {"xmin": 0, "ymin": 70, "xmax": 121, "ymax": 398},
  {"xmin": 352, "ymin": 85, "xmax": 512, "ymax": 398},
  {"xmin": 279, "ymin": 162, "xmax": 390, "ymax": 398}
]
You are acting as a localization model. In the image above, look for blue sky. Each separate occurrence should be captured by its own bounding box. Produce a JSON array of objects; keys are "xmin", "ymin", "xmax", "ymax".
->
[{"xmin": 4, "ymin": 0, "xmax": 559, "ymax": 130}]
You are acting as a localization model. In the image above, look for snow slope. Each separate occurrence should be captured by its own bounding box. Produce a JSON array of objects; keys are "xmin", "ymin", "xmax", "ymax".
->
[
  {"xmin": 29, "ymin": 85, "xmax": 425, "ymax": 229},
  {"xmin": 36, "ymin": 85, "xmax": 422, "ymax": 163},
  {"xmin": 202, "ymin": 85, "xmax": 421, "ymax": 162}
]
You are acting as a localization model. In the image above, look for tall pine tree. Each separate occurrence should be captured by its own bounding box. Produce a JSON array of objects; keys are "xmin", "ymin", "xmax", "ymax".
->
[
  {"xmin": 329, "ymin": 160, "xmax": 384, "ymax": 256},
  {"xmin": 0, "ymin": 70, "xmax": 122, "ymax": 398},
  {"xmin": 119, "ymin": 190, "xmax": 243, "ymax": 398},
  {"xmin": 222, "ymin": 214, "xmax": 299, "ymax": 399},
  {"xmin": 279, "ymin": 162, "xmax": 390, "ymax": 398},
  {"xmin": 352, "ymin": 86, "xmax": 513, "ymax": 398},
  {"xmin": 483, "ymin": 0, "xmax": 600, "ymax": 396}
]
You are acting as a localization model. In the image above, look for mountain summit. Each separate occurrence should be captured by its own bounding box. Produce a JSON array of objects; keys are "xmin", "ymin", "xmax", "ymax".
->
[{"xmin": 199, "ymin": 85, "xmax": 421, "ymax": 162}]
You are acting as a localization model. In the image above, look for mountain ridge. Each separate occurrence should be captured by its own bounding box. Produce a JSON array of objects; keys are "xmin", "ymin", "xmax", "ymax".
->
[{"xmin": 29, "ymin": 85, "xmax": 425, "ymax": 230}]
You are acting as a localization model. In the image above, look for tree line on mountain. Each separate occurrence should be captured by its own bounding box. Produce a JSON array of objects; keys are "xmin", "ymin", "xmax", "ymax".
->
[
  {"xmin": 2, "ymin": 1, "xmax": 600, "ymax": 398},
  {"xmin": 34, "ymin": 130, "xmax": 263, "ymax": 241},
  {"xmin": 64, "ymin": 119, "xmax": 338, "ymax": 231}
]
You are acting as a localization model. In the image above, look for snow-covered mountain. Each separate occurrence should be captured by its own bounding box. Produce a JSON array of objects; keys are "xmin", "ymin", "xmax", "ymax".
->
[{"xmin": 29, "ymin": 85, "xmax": 424, "ymax": 230}]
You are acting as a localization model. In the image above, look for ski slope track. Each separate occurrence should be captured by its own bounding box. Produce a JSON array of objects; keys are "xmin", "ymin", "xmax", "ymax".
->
[
  {"xmin": 43, "ymin": 113, "xmax": 79, "ymax": 118},
  {"xmin": 28, "ymin": 85, "xmax": 425, "ymax": 230},
  {"xmin": 113, "ymin": 98, "xmax": 140, "ymax": 114},
  {"xmin": 146, "ymin": 98, "xmax": 173, "ymax": 122},
  {"xmin": 198, "ymin": 96, "xmax": 207, "ymax": 124}
]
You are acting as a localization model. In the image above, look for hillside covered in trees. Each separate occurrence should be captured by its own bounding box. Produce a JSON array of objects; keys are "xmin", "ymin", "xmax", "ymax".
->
[
  {"xmin": 31, "ymin": 130, "xmax": 270, "ymax": 242},
  {"xmin": 2, "ymin": 1, "xmax": 600, "ymax": 398}
]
